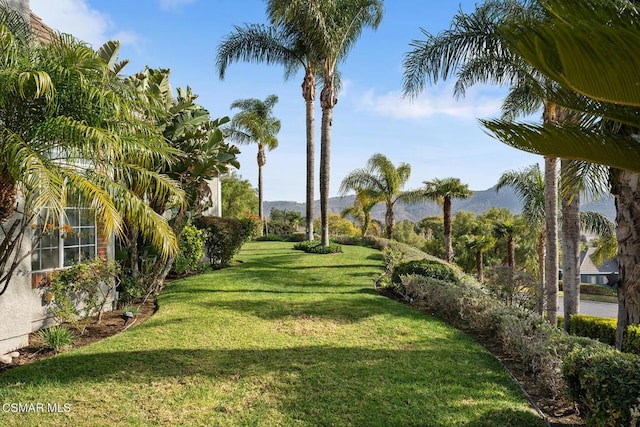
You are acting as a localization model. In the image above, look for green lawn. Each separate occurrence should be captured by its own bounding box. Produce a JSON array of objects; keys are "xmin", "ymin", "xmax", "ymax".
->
[{"xmin": 0, "ymin": 241, "xmax": 543, "ymax": 426}]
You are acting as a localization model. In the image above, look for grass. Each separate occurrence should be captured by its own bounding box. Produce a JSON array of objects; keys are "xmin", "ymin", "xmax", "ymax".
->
[
  {"xmin": 0, "ymin": 241, "xmax": 543, "ymax": 426},
  {"xmin": 559, "ymin": 290, "xmax": 618, "ymax": 304}
]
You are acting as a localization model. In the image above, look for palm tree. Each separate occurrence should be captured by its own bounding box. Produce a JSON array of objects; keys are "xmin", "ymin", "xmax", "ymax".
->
[
  {"xmin": 340, "ymin": 191, "xmax": 378, "ymax": 237},
  {"xmin": 226, "ymin": 95, "xmax": 281, "ymax": 223},
  {"xmin": 216, "ymin": 19, "xmax": 320, "ymax": 240},
  {"xmin": 493, "ymin": 219, "xmax": 520, "ymax": 269},
  {"xmin": 403, "ymin": 0, "xmax": 566, "ymax": 325},
  {"xmin": 462, "ymin": 234, "xmax": 494, "ymax": 282},
  {"xmin": 480, "ymin": 0, "xmax": 640, "ymax": 347},
  {"xmin": 496, "ymin": 164, "xmax": 546, "ymax": 314},
  {"xmin": 421, "ymin": 178, "xmax": 473, "ymax": 263},
  {"xmin": 339, "ymin": 153, "xmax": 418, "ymax": 239},
  {"xmin": 268, "ymin": 0, "xmax": 383, "ymax": 246},
  {"xmin": 0, "ymin": 14, "xmax": 181, "ymax": 296}
]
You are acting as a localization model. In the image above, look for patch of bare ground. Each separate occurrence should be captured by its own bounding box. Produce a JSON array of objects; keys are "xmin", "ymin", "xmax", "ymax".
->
[{"xmin": 0, "ymin": 297, "xmax": 157, "ymax": 374}]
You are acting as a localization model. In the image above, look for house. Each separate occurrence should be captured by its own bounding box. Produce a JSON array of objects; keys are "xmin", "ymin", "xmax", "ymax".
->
[
  {"xmin": 579, "ymin": 247, "xmax": 619, "ymax": 287},
  {"xmin": 0, "ymin": 1, "xmax": 116, "ymax": 355}
]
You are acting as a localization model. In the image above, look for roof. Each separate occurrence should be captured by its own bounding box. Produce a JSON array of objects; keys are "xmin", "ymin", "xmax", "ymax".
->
[
  {"xmin": 30, "ymin": 11, "xmax": 52, "ymax": 43},
  {"xmin": 579, "ymin": 247, "xmax": 619, "ymax": 275}
]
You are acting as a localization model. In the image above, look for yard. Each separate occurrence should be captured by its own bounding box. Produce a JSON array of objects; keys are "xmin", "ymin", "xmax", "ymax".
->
[{"xmin": 0, "ymin": 241, "xmax": 542, "ymax": 426}]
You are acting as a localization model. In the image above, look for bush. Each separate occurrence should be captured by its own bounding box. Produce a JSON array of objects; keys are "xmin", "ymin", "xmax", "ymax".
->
[
  {"xmin": 48, "ymin": 258, "xmax": 120, "ymax": 333},
  {"xmin": 392, "ymin": 259, "xmax": 459, "ymax": 285},
  {"xmin": 37, "ymin": 325, "xmax": 75, "ymax": 353},
  {"xmin": 116, "ymin": 267, "xmax": 146, "ymax": 307},
  {"xmin": 194, "ymin": 216, "xmax": 251, "ymax": 268},
  {"xmin": 239, "ymin": 212, "xmax": 263, "ymax": 239},
  {"xmin": 172, "ymin": 221, "xmax": 204, "ymax": 275},
  {"xmin": 293, "ymin": 239, "xmax": 342, "ymax": 254},
  {"xmin": 562, "ymin": 347, "xmax": 640, "ymax": 426},
  {"xmin": 568, "ymin": 315, "xmax": 640, "ymax": 355},
  {"xmin": 485, "ymin": 266, "xmax": 537, "ymax": 310}
]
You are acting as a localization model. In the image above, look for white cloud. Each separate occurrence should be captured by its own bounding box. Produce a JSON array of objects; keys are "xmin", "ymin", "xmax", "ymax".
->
[
  {"xmin": 30, "ymin": 0, "xmax": 141, "ymax": 49},
  {"xmin": 357, "ymin": 83, "xmax": 504, "ymax": 121},
  {"xmin": 159, "ymin": 0, "xmax": 198, "ymax": 10}
]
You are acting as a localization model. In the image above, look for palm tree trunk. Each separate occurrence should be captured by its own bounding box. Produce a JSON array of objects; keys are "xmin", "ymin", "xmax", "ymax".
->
[
  {"xmin": 443, "ymin": 196, "xmax": 453, "ymax": 262},
  {"xmin": 561, "ymin": 160, "xmax": 581, "ymax": 332},
  {"xmin": 536, "ymin": 229, "xmax": 546, "ymax": 316},
  {"xmin": 507, "ymin": 234, "xmax": 515, "ymax": 269},
  {"xmin": 257, "ymin": 145, "xmax": 266, "ymax": 231},
  {"xmin": 476, "ymin": 250, "xmax": 483, "ymax": 282},
  {"xmin": 303, "ymin": 69, "xmax": 316, "ymax": 241},
  {"xmin": 544, "ymin": 155, "xmax": 559, "ymax": 326},
  {"xmin": 0, "ymin": 169, "xmax": 16, "ymax": 222},
  {"xmin": 611, "ymin": 168, "xmax": 640, "ymax": 350},
  {"xmin": 319, "ymin": 79, "xmax": 337, "ymax": 247},
  {"xmin": 385, "ymin": 202, "xmax": 394, "ymax": 239}
]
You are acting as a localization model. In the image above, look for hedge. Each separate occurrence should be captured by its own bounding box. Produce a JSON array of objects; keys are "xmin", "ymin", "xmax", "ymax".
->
[{"xmin": 568, "ymin": 315, "xmax": 640, "ymax": 355}]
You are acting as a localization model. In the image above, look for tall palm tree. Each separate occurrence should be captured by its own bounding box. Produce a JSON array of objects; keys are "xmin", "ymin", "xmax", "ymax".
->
[
  {"xmin": 216, "ymin": 20, "xmax": 320, "ymax": 240},
  {"xmin": 421, "ymin": 177, "xmax": 473, "ymax": 263},
  {"xmin": 403, "ymin": 0, "xmax": 567, "ymax": 325},
  {"xmin": 480, "ymin": 0, "xmax": 640, "ymax": 347},
  {"xmin": 496, "ymin": 164, "xmax": 546, "ymax": 314},
  {"xmin": 339, "ymin": 153, "xmax": 418, "ymax": 239},
  {"xmin": 226, "ymin": 95, "xmax": 281, "ymax": 222},
  {"xmin": 269, "ymin": 0, "xmax": 383, "ymax": 246},
  {"xmin": 0, "ymin": 14, "xmax": 181, "ymax": 296}
]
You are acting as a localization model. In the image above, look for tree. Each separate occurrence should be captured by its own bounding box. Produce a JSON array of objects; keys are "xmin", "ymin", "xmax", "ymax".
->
[
  {"xmin": 226, "ymin": 95, "xmax": 281, "ymax": 223},
  {"xmin": 269, "ymin": 0, "xmax": 383, "ymax": 246},
  {"xmin": 496, "ymin": 164, "xmax": 546, "ymax": 314},
  {"xmin": 340, "ymin": 191, "xmax": 378, "ymax": 237},
  {"xmin": 221, "ymin": 173, "xmax": 258, "ymax": 218},
  {"xmin": 339, "ymin": 153, "xmax": 420, "ymax": 239},
  {"xmin": 0, "ymin": 14, "xmax": 181, "ymax": 296},
  {"xmin": 216, "ymin": 17, "xmax": 321, "ymax": 240},
  {"xmin": 480, "ymin": 0, "xmax": 640, "ymax": 348},
  {"xmin": 403, "ymin": 0, "xmax": 565, "ymax": 325},
  {"xmin": 421, "ymin": 178, "xmax": 472, "ymax": 263}
]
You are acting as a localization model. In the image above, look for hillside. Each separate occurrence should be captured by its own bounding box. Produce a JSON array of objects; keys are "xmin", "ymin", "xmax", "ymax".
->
[{"xmin": 265, "ymin": 185, "xmax": 616, "ymax": 223}]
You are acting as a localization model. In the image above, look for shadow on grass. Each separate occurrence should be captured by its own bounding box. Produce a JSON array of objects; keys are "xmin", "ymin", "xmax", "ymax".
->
[{"xmin": 0, "ymin": 346, "xmax": 544, "ymax": 426}]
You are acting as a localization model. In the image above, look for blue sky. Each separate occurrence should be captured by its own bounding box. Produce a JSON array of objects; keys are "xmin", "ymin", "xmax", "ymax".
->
[{"xmin": 31, "ymin": 0, "xmax": 542, "ymax": 203}]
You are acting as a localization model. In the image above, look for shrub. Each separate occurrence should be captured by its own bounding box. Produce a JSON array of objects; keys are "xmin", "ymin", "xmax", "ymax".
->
[
  {"xmin": 37, "ymin": 325, "xmax": 75, "ymax": 353},
  {"xmin": 562, "ymin": 347, "xmax": 640, "ymax": 426},
  {"xmin": 391, "ymin": 259, "xmax": 459, "ymax": 285},
  {"xmin": 48, "ymin": 258, "xmax": 121, "ymax": 333},
  {"xmin": 568, "ymin": 315, "xmax": 640, "ymax": 355},
  {"xmin": 239, "ymin": 212, "xmax": 263, "ymax": 239},
  {"xmin": 255, "ymin": 234, "xmax": 286, "ymax": 242},
  {"xmin": 194, "ymin": 216, "xmax": 251, "ymax": 268},
  {"xmin": 485, "ymin": 266, "xmax": 537, "ymax": 310},
  {"xmin": 172, "ymin": 220, "xmax": 204, "ymax": 275},
  {"xmin": 116, "ymin": 267, "xmax": 146, "ymax": 307},
  {"xmin": 293, "ymin": 240, "xmax": 342, "ymax": 254}
]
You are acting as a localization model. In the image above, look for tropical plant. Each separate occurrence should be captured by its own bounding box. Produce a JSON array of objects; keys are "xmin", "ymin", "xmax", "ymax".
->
[
  {"xmin": 341, "ymin": 191, "xmax": 378, "ymax": 237},
  {"xmin": 496, "ymin": 164, "xmax": 546, "ymax": 313},
  {"xmin": 37, "ymin": 325, "xmax": 75, "ymax": 353},
  {"xmin": 339, "ymin": 153, "xmax": 420, "ymax": 239},
  {"xmin": 269, "ymin": 0, "xmax": 383, "ymax": 246},
  {"xmin": 0, "ymin": 11, "xmax": 181, "ymax": 296},
  {"xmin": 479, "ymin": 0, "xmax": 640, "ymax": 347},
  {"xmin": 402, "ymin": 0, "xmax": 567, "ymax": 325},
  {"xmin": 420, "ymin": 177, "xmax": 472, "ymax": 263},
  {"xmin": 226, "ymin": 95, "xmax": 281, "ymax": 223},
  {"xmin": 216, "ymin": 16, "xmax": 322, "ymax": 241}
]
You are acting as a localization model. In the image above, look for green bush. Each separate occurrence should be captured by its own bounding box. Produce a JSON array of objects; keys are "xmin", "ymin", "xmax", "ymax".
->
[
  {"xmin": 194, "ymin": 216, "xmax": 251, "ymax": 268},
  {"xmin": 255, "ymin": 234, "xmax": 286, "ymax": 241},
  {"xmin": 37, "ymin": 325, "xmax": 75, "ymax": 353},
  {"xmin": 562, "ymin": 347, "xmax": 640, "ymax": 426},
  {"xmin": 292, "ymin": 240, "xmax": 342, "ymax": 254},
  {"xmin": 116, "ymin": 267, "xmax": 146, "ymax": 307},
  {"xmin": 392, "ymin": 259, "xmax": 459, "ymax": 285},
  {"xmin": 48, "ymin": 258, "xmax": 120, "ymax": 333},
  {"xmin": 568, "ymin": 315, "xmax": 640, "ymax": 355},
  {"xmin": 239, "ymin": 213, "xmax": 263, "ymax": 239},
  {"xmin": 172, "ymin": 221, "xmax": 204, "ymax": 275}
]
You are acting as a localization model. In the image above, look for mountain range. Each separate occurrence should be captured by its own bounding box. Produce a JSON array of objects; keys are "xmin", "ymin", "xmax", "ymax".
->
[{"xmin": 265, "ymin": 185, "xmax": 616, "ymax": 223}]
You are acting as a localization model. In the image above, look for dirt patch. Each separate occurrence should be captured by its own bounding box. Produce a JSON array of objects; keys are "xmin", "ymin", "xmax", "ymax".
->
[{"xmin": 0, "ymin": 298, "xmax": 157, "ymax": 373}]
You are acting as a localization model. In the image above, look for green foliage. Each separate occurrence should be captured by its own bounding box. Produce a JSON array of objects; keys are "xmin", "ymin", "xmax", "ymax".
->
[
  {"xmin": 293, "ymin": 239, "xmax": 343, "ymax": 254},
  {"xmin": 47, "ymin": 258, "xmax": 121, "ymax": 333},
  {"xmin": 37, "ymin": 326, "xmax": 75, "ymax": 353},
  {"xmin": 313, "ymin": 213, "xmax": 358, "ymax": 238},
  {"xmin": 194, "ymin": 216, "xmax": 251, "ymax": 267},
  {"xmin": 255, "ymin": 234, "xmax": 286, "ymax": 242},
  {"xmin": 239, "ymin": 213, "xmax": 263, "ymax": 240},
  {"xmin": 172, "ymin": 221, "xmax": 204, "ymax": 275},
  {"xmin": 392, "ymin": 259, "xmax": 459, "ymax": 285},
  {"xmin": 221, "ymin": 173, "xmax": 258, "ymax": 218},
  {"xmin": 268, "ymin": 208, "xmax": 304, "ymax": 235},
  {"xmin": 116, "ymin": 266, "xmax": 146, "ymax": 307},
  {"xmin": 567, "ymin": 315, "xmax": 640, "ymax": 355},
  {"xmin": 562, "ymin": 347, "xmax": 640, "ymax": 426},
  {"xmin": 392, "ymin": 220, "xmax": 427, "ymax": 248},
  {"xmin": 485, "ymin": 265, "xmax": 537, "ymax": 310}
]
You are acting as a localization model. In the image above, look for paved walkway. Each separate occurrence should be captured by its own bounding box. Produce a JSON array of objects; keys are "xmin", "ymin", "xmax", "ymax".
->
[{"xmin": 558, "ymin": 297, "xmax": 618, "ymax": 318}]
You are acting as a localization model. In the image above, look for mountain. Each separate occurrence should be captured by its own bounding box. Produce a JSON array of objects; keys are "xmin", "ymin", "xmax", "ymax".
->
[{"xmin": 265, "ymin": 185, "xmax": 616, "ymax": 223}]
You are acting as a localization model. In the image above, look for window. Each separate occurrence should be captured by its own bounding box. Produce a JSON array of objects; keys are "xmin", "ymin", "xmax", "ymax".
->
[{"xmin": 31, "ymin": 207, "xmax": 97, "ymax": 272}]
